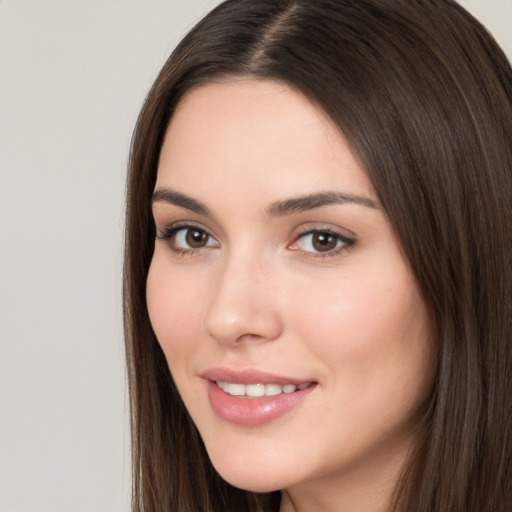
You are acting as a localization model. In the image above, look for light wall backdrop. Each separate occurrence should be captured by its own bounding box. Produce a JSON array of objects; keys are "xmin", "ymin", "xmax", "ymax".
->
[{"xmin": 0, "ymin": 1, "xmax": 510, "ymax": 511}]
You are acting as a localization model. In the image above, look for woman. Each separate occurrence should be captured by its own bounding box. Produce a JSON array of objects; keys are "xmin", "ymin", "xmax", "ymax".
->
[{"xmin": 124, "ymin": 1, "xmax": 512, "ymax": 511}]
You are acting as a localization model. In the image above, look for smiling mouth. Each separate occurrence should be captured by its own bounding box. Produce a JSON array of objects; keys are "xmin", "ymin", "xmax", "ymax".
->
[{"xmin": 216, "ymin": 381, "xmax": 313, "ymax": 398}]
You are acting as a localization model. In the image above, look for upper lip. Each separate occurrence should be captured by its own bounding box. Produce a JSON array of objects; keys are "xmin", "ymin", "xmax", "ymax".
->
[{"xmin": 201, "ymin": 367, "xmax": 314, "ymax": 386}]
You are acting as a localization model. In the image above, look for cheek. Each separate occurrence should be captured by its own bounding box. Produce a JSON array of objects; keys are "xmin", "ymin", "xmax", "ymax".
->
[
  {"xmin": 288, "ymin": 263, "xmax": 434, "ymax": 396},
  {"xmin": 146, "ymin": 257, "xmax": 205, "ymax": 364}
]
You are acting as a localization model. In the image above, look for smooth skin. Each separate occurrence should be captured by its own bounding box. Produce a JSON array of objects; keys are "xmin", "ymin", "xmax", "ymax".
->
[{"xmin": 147, "ymin": 79, "xmax": 436, "ymax": 512}]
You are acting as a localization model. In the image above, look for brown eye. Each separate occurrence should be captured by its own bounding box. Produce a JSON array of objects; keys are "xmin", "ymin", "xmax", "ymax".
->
[
  {"xmin": 290, "ymin": 229, "xmax": 354, "ymax": 256},
  {"xmin": 312, "ymin": 232, "xmax": 338, "ymax": 252},
  {"xmin": 157, "ymin": 225, "xmax": 219, "ymax": 253},
  {"xmin": 185, "ymin": 228, "xmax": 210, "ymax": 248}
]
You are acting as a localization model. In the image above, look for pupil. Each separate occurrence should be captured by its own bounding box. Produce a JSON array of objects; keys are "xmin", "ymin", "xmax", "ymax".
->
[
  {"xmin": 186, "ymin": 229, "xmax": 207, "ymax": 248},
  {"xmin": 313, "ymin": 232, "xmax": 336, "ymax": 252}
]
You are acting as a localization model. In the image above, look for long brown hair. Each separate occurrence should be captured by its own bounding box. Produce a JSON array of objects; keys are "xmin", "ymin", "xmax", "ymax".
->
[{"xmin": 124, "ymin": 1, "xmax": 512, "ymax": 510}]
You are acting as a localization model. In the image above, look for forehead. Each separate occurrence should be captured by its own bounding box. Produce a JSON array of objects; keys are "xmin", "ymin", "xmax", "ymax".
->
[{"xmin": 156, "ymin": 79, "xmax": 375, "ymax": 203}]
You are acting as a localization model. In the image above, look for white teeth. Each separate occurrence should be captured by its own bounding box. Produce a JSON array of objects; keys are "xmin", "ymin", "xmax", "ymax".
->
[
  {"xmin": 230, "ymin": 383, "xmax": 245, "ymax": 396},
  {"xmin": 216, "ymin": 381, "xmax": 310, "ymax": 397},
  {"xmin": 245, "ymin": 384, "xmax": 265, "ymax": 397},
  {"xmin": 264, "ymin": 384, "xmax": 282, "ymax": 396}
]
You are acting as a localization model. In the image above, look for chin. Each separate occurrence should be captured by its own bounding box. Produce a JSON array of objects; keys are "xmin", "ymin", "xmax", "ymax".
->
[
  {"xmin": 205, "ymin": 444, "xmax": 295, "ymax": 493},
  {"xmin": 216, "ymin": 468, "xmax": 284, "ymax": 494}
]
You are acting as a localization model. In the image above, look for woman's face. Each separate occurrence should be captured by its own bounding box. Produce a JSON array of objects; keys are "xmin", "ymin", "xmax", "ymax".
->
[{"xmin": 147, "ymin": 80, "xmax": 435, "ymax": 508}]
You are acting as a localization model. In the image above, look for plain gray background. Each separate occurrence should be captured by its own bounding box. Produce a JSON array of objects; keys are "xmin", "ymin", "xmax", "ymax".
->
[{"xmin": 0, "ymin": 1, "xmax": 510, "ymax": 511}]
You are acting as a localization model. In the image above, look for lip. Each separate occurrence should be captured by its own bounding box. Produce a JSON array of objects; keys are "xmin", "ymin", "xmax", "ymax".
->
[
  {"xmin": 202, "ymin": 367, "xmax": 317, "ymax": 426},
  {"xmin": 201, "ymin": 367, "xmax": 313, "ymax": 386}
]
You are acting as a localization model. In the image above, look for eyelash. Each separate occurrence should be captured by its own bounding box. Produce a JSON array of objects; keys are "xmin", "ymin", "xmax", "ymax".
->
[
  {"xmin": 156, "ymin": 223, "xmax": 217, "ymax": 256},
  {"xmin": 156, "ymin": 223, "xmax": 356, "ymax": 258},
  {"xmin": 290, "ymin": 228, "xmax": 356, "ymax": 259}
]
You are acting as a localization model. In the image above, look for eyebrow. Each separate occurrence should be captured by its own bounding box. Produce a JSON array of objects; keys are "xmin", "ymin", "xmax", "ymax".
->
[
  {"xmin": 152, "ymin": 187, "xmax": 379, "ymax": 217},
  {"xmin": 265, "ymin": 191, "xmax": 379, "ymax": 217},
  {"xmin": 152, "ymin": 188, "xmax": 212, "ymax": 217}
]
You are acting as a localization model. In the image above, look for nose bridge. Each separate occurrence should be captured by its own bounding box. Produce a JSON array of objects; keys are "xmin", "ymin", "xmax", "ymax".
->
[{"xmin": 203, "ymin": 245, "xmax": 282, "ymax": 346}]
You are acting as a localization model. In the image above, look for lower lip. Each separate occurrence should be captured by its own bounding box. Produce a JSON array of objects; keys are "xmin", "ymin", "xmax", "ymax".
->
[{"xmin": 206, "ymin": 381, "xmax": 316, "ymax": 426}]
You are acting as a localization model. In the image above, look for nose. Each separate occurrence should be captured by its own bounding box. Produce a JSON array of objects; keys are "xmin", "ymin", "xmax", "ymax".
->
[{"xmin": 203, "ymin": 252, "xmax": 283, "ymax": 346}]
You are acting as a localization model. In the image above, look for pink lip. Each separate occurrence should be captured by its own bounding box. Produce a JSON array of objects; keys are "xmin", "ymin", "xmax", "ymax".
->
[
  {"xmin": 202, "ymin": 367, "xmax": 317, "ymax": 427},
  {"xmin": 201, "ymin": 367, "xmax": 312, "ymax": 386}
]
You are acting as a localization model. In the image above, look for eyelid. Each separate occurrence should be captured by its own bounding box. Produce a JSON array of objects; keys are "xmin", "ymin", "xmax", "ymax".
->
[
  {"xmin": 156, "ymin": 221, "xmax": 220, "ymax": 255},
  {"xmin": 288, "ymin": 225, "xmax": 356, "ymax": 257},
  {"xmin": 156, "ymin": 220, "xmax": 206, "ymax": 238},
  {"xmin": 290, "ymin": 221, "xmax": 356, "ymax": 240},
  {"xmin": 154, "ymin": 220, "xmax": 356, "ymax": 259}
]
